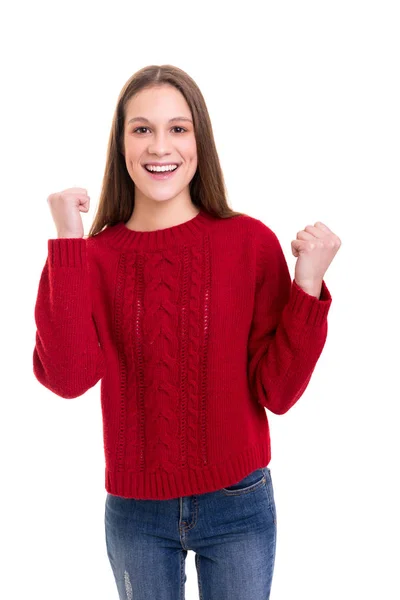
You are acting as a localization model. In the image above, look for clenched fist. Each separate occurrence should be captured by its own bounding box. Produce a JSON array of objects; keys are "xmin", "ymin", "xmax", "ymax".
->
[
  {"xmin": 47, "ymin": 187, "xmax": 90, "ymax": 239},
  {"xmin": 291, "ymin": 221, "xmax": 341, "ymax": 298}
]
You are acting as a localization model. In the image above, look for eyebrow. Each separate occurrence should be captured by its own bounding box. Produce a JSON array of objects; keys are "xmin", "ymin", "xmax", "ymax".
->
[{"xmin": 127, "ymin": 116, "xmax": 193, "ymax": 125}]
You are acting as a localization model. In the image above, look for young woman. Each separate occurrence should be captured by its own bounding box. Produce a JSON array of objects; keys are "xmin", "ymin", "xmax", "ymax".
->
[{"xmin": 33, "ymin": 64, "xmax": 340, "ymax": 600}]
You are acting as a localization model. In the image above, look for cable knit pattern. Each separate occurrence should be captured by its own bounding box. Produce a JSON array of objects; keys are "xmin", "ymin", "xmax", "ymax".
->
[{"xmin": 33, "ymin": 208, "xmax": 333, "ymax": 500}]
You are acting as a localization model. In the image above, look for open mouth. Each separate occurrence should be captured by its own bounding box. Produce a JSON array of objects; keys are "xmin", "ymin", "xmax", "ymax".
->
[{"xmin": 142, "ymin": 165, "xmax": 181, "ymax": 180}]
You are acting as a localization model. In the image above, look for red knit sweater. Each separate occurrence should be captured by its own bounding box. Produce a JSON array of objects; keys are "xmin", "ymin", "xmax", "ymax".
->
[{"xmin": 33, "ymin": 208, "xmax": 332, "ymax": 500}]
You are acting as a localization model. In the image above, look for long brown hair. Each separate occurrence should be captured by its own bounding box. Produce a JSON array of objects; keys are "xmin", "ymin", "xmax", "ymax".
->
[{"xmin": 87, "ymin": 64, "xmax": 244, "ymax": 238}]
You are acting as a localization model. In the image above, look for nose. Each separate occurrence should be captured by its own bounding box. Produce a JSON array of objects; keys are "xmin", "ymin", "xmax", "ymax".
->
[{"xmin": 148, "ymin": 131, "xmax": 173, "ymax": 155}]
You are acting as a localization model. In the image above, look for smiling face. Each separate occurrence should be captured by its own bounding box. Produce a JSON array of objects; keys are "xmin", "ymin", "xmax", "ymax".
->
[{"xmin": 123, "ymin": 85, "xmax": 198, "ymax": 207}]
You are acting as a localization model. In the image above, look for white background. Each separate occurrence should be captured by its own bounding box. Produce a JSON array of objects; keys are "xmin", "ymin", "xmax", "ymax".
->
[{"xmin": 1, "ymin": 0, "xmax": 399, "ymax": 598}]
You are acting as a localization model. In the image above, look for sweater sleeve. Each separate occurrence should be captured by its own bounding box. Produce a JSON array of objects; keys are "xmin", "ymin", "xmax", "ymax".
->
[
  {"xmin": 247, "ymin": 223, "xmax": 332, "ymax": 415},
  {"xmin": 33, "ymin": 238, "xmax": 106, "ymax": 399}
]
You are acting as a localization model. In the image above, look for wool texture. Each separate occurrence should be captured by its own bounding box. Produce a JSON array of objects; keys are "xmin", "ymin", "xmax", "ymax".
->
[{"xmin": 33, "ymin": 208, "xmax": 332, "ymax": 499}]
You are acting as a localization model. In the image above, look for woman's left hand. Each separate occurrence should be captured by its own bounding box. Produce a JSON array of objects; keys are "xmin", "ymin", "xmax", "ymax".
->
[{"xmin": 291, "ymin": 222, "xmax": 341, "ymax": 298}]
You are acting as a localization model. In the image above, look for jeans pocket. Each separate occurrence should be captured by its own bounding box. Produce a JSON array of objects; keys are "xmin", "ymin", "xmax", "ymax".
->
[
  {"xmin": 221, "ymin": 467, "xmax": 267, "ymax": 495},
  {"xmin": 262, "ymin": 467, "xmax": 277, "ymax": 525}
]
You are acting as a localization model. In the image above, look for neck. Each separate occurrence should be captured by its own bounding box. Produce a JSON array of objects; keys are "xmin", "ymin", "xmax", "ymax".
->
[{"xmin": 125, "ymin": 203, "xmax": 201, "ymax": 233}]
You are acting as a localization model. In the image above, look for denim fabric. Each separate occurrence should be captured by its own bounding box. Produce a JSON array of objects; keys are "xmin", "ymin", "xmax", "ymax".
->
[{"xmin": 105, "ymin": 466, "xmax": 277, "ymax": 599}]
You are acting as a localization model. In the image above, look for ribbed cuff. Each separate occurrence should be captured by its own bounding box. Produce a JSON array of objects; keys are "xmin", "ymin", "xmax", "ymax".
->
[
  {"xmin": 286, "ymin": 279, "xmax": 332, "ymax": 326},
  {"xmin": 48, "ymin": 238, "xmax": 87, "ymax": 268}
]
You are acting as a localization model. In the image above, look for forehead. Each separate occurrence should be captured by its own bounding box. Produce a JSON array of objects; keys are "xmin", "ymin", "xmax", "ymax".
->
[{"xmin": 125, "ymin": 85, "xmax": 191, "ymax": 121}]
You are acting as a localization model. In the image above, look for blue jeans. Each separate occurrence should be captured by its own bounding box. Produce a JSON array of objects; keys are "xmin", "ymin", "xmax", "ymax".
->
[{"xmin": 105, "ymin": 465, "xmax": 277, "ymax": 599}]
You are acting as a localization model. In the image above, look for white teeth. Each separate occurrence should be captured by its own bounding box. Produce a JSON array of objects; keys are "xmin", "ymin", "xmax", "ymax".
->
[{"xmin": 145, "ymin": 164, "xmax": 178, "ymax": 172}]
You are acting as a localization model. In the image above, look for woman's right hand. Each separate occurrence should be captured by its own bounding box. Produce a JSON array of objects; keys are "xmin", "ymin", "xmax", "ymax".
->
[{"xmin": 47, "ymin": 187, "xmax": 90, "ymax": 238}]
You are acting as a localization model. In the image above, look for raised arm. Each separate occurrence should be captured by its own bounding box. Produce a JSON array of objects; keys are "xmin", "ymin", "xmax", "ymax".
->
[{"xmin": 33, "ymin": 238, "xmax": 106, "ymax": 399}]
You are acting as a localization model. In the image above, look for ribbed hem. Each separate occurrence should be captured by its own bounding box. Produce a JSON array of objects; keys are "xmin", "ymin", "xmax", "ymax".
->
[
  {"xmin": 48, "ymin": 238, "xmax": 86, "ymax": 267},
  {"xmin": 101, "ymin": 208, "xmax": 216, "ymax": 252},
  {"xmin": 105, "ymin": 439, "xmax": 271, "ymax": 500},
  {"xmin": 287, "ymin": 279, "xmax": 332, "ymax": 326}
]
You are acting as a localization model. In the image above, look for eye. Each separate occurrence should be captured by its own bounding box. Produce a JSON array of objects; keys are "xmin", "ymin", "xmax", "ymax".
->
[{"xmin": 132, "ymin": 126, "xmax": 187, "ymax": 134}]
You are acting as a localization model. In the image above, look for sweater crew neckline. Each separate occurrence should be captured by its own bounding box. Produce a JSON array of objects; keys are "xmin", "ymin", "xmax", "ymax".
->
[{"xmin": 103, "ymin": 207, "xmax": 214, "ymax": 252}]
